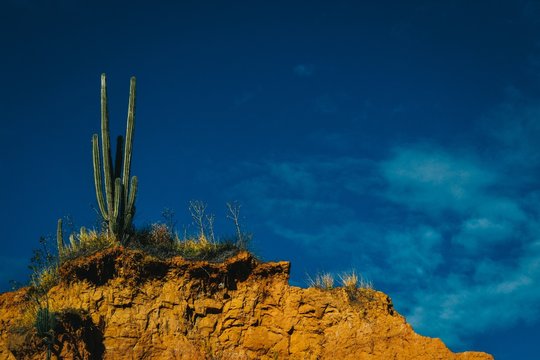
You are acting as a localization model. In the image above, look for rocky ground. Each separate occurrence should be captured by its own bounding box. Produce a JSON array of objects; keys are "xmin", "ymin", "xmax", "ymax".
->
[{"xmin": 0, "ymin": 247, "xmax": 493, "ymax": 359}]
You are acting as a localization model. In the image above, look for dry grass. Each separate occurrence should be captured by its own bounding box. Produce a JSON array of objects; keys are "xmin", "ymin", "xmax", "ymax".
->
[
  {"xmin": 174, "ymin": 235, "xmax": 238, "ymax": 261},
  {"xmin": 339, "ymin": 270, "xmax": 359, "ymax": 290},
  {"xmin": 308, "ymin": 272, "xmax": 335, "ymax": 290},
  {"xmin": 339, "ymin": 270, "xmax": 373, "ymax": 290},
  {"xmin": 60, "ymin": 228, "xmax": 116, "ymax": 262}
]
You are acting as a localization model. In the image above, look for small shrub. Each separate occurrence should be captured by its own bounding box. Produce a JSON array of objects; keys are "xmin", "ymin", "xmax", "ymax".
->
[
  {"xmin": 308, "ymin": 272, "xmax": 335, "ymax": 290},
  {"xmin": 29, "ymin": 237, "xmax": 60, "ymax": 295},
  {"xmin": 338, "ymin": 270, "xmax": 373, "ymax": 290},
  {"xmin": 175, "ymin": 237, "xmax": 239, "ymax": 261},
  {"xmin": 357, "ymin": 274, "xmax": 373, "ymax": 290},
  {"xmin": 339, "ymin": 270, "xmax": 359, "ymax": 291},
  {"xmin": 150, "ymin": 223, "xmax": 174, "ymax": 245},
  {"xmin": 60, "ymin": 228, "xmax": 116, "ymax": 262},
  {"xmin": 35, "ymin": 267, "xmax": 60, "ymax": 294}
]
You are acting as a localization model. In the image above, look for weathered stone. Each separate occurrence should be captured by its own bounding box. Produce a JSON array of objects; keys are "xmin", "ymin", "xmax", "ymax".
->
[{"xmin": 0, "ymin": 248, "xmax": 493, "ymax": 359}]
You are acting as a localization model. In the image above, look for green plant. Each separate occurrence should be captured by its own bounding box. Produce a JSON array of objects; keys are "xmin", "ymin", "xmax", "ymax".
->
[
  {"xmin": 60, "ymin": 227, "xmax": 116, "ymax": 262},
  {"xmin": 29, "ymin": 237, "xmax": 59, "ymax": 295},
  {"xmin": 35, "ymin": 303, "xmax": 56, "ymax": 360},
  {"xmin": 24, "ymin": 238, "xmax": 60, "ymax": 360},
  {"xmin": 92, "ymin": 74, "xmax": 138, "ymax": 242},
  {"xmin": 56, "ymin": 219, "xmax": 64, "ymax": 260}
]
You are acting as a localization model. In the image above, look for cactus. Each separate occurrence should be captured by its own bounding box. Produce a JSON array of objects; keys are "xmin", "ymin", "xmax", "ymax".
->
[
  {"xmin": 35, "ymin": 304, "xmax": 56, "ymax": 360},
  {"xmin": 56, "ymin": 219, "xmax": 64, "ymax": 258},
  {"xmin": 93, "ymin": 74, "xmax": 138, "ymax": 242}
]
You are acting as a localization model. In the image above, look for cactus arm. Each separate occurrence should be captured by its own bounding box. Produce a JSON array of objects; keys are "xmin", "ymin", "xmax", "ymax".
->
[
  {"xmin": 92, "ymin": 134, "xmax": 108, "ymax": 220},
  {"xmin": 56, "ymin": 219, "xmax": 64, "ymax": 257},
  {"xmin": 123, "ymin": 76, "xmax": 136, "ymax": 205},
  {"xmin": 112, "ymin": 178, "xmax": 123, "ymax": 226},
  {"xmin": 122, "ymin": 176, "xmax": 138, "ymax": 234},
  {"xmin": 127, "ymin": 176, "xmax": 137, "ymax": 210},
  {"xmin": 126, "ymin": 176, "xmax": 138, "ymax": 214},
  {"xmin": 114, "ymin": 135, "xmax": 124, "ymax": 180},
  {"xmin": 124, "ymin": 213, "xmax": 133, "ymax": 233},
  {"xmin": 101, "ymin": 74, "xmax": 115, "ymax": 220}
]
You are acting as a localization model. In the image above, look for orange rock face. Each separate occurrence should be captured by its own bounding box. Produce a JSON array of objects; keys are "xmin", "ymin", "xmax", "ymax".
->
[{"xmin": 0, "ymin": 248, "xmax": 492, "ymax": 359}]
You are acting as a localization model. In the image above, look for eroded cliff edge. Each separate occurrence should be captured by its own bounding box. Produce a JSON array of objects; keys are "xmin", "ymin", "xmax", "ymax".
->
[{"xmin": 0, "ymin": 248, "xmax": 493, "ymax": 359}]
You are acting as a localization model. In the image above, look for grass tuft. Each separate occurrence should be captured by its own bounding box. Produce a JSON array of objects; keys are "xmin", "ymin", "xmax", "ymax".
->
[
  {"xmin": 60, "ymin": 229, "xmax": 116, "ymax": 262},
  {"xmin": 308, "ymin": 272, "xmax": 335, "ymax": 290}
]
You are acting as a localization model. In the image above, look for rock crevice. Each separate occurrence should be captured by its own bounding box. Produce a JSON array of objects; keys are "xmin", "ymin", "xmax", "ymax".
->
[{"xmin": 0, "ymin": 248, "xmax": 493, "ymax": 359}]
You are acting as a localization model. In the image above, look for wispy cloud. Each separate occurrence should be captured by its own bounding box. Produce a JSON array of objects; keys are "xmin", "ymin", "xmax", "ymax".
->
[
  {"xmin": 376, "ymin": 143, "xmax": 539, "ymax": 345},
  {"xmin": 379, "ymin": 146, "xmax": 497, "ymax": 214},
  {"xmin": 207, "ymin": 83, "xmax": 540, "ymax": 350},
  {"xmin": 225, "ymin": 129, "xmax": 540, "ymax": 348}
]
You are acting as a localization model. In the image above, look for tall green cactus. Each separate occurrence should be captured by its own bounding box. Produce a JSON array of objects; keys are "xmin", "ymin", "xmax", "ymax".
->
[
  {"xmin": 56, "ymin": 219, "xmax": 64, "ymax": 258},
  {"xmin": 93, "ymin": 74, "xmax": 138, "ymax": 242}
]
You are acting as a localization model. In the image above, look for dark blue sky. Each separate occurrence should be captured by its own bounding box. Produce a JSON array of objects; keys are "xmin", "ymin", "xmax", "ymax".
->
[{"xmin": 2, "ymin": 1, "xmax": 540, "ymax": 358}]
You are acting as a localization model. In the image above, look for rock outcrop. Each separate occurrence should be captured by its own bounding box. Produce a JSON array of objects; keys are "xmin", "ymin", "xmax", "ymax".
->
[{"xmin": 0, "ymin": 247, "xmax": 492, "ymax": 359}]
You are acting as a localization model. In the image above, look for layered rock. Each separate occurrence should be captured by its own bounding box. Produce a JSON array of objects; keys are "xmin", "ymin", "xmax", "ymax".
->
[{"xmin": 0, "ymin": 247, "xmax": 492, "ymax": 359}]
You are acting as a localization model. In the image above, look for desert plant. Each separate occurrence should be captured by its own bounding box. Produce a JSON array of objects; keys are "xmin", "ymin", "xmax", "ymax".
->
[
  {"xmin": 92, "ymin": 74, "xmax": 138, "ymax": 242},
  {"xmin": 338, "ymin": 270, "xmax": 374, "ymax": 302},
  {"xmin": 35, "ymin": 303, "xmax": 56, "ymax": 360},
  {"xmin": 357, "ymin": 274, "xmax": 373, "ymax": 290},
  {"xmin": 25, "ymin": 238, "xmax": 60, "ymax": 360},
  {"xmin": 149, "ymin": 223, "xmax": 174, "ymax": 245},
  {"xmin": 161, "ymin": 207, "xmax": 177, "ymax": 236},
  {"xmin": 189, "ymin": 200, "xmax": 208, "ymax": 243},
  {"xmin": 226, "ymin": 201, "xmax": 251, "ymax": 249},
  {"xmin": 56, "ymin": 219, "xmax": 64, "ymax": 259},
  {"xmin": 175, "ymin": 237, "xmax": 239, "ymax": 261},
  {"xmin": 338, "ymin": 270, "xmax": 373, "ymax": 290},
  {"xmin": 339, "ymin": 270, "xmax": 359, "ymax": 290},
  {"xmin": 206, "ymin": 213, "xmax": 216, "ymax": 243},
  {"xmin": 308, "ymin": 272, "xmax": 335, "ymax": 290},
  {"xmin": 29, "ymin": 237, "xmax": 59, "ymax": 295},
  {"xmin": 57, "ymin": 218, "xmax": 115, "ymax": 261}
]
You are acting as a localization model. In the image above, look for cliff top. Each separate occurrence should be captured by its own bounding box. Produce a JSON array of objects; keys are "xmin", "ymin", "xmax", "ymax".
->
[{"xmin": 0, "ymin": 246, "xmax": 493, "ymax": 359}]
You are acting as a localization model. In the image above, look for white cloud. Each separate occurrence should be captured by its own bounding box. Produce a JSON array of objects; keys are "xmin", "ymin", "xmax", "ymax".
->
[
  {"xmin": 406, "ymin": 237, "xmax": 540, "ymax": 347},
  {"xmin": 226, "ymin": 137, "xmax": 540, "ymax": 349},
  {"xmin": 452, "ymin": 217, "xmax": 516, "ymax": 251},
  {"xmin": 380, "ymin": 146, "xmax": 497, "ymax": 214}
]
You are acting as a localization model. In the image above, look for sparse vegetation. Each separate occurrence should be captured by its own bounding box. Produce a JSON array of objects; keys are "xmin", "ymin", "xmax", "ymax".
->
[
  {"xmin": 339, "ymin": 270, "xmax": 359, "ymax": 291},
  {"xmin": 308, "ymin": 272, "xmax": 335, "ymax": 290},
  {"xmin": 308, "ymin": 270, "xmax": 373, "ymax": 295},
  {"xmin": 129, "ymin": 201, "xmax": 251, "ymax": 261},
  {"xmin": 17, "ymin": 237, "xmax": 61, "ymax": 360},
  {"xmin": 57, "ymin": 221, "xmax": 116, "ymax": 262},
  {"xmin": 30, "ymin": 237, "xmax": 60, "ymax": 295},
  {"xmin": 22, "ymin": 77, "xmax": 253, "ymax": 355}
]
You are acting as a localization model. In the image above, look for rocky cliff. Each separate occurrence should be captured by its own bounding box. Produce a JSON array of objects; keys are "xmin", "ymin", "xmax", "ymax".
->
[{"xmin": 0, "ymin": 247, "xmax": 492, "ymax": 359}]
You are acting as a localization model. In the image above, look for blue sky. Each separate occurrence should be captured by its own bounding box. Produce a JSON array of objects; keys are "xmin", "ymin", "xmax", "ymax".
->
[{"xmin": 1, "ymin": 1, "xmax": 539, "ymax": 358}]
